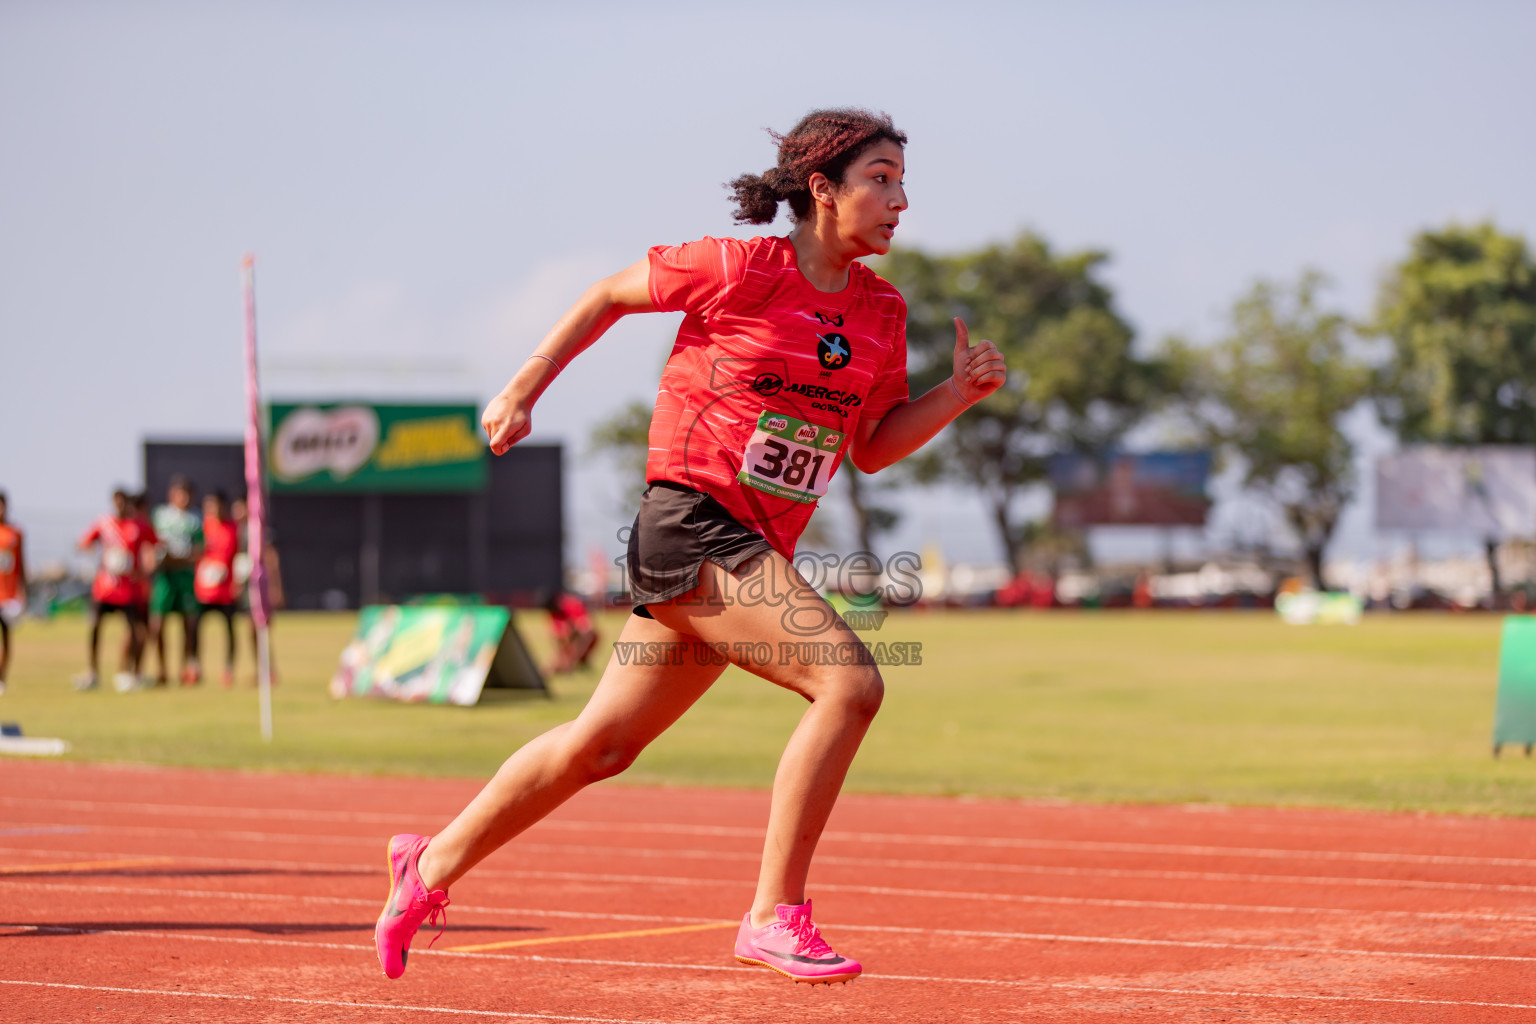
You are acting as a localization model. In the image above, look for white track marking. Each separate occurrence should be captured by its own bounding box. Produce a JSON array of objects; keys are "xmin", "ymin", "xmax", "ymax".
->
[
  {"xmin": 0, "ymin": 846, "xmax": 379, "ymax": 876},
  {"xmin": 0, "ymin": 795, "xmax": 414, "ymax": 825},
  {"xmin": 9, "ymin": 840, "xmax": 1536, "ymax": 899},
  {"xmin": 8, "ymin": 791, "xmax": 1519, "ymax": 845},
  {"xmin": 7, "ymin": 913, "xmax": 1532, "ymax": 964},
  {"xmin": 0, "ymin": 825, "xmax": 86, "ymax": 837},
  {"xmin": 5, "ymin": 951, "xmax": 1533, "ymax": 1012},
  {"xmin": 508, "ymin": 955, "xmax": 1536, "ymax": 1009},
  {"xmin": 13, "ymin": 857, "xmax": 1536, "ymax": 928},
  {"xmin": 542, "ymin": 819, "xmax": 1536, "ymax": 869},
  {"xmin": 9, "ymin": 884, "xmax": 728, "ymax": 926},
  {"xmin": 911, "ymin": 977, "xmax": 1536, "ymax": 1011},
  {"xmin": 7, "ymin": 795, "xmax": 1534, "ymax": 868},
  {"xmin": 0, "ymin": 979, "xmax": 664, "ymax": 1022}
]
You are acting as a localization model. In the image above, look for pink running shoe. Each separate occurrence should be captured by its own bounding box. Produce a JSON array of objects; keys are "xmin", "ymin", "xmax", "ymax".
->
[
  {"xmin": 734, "ymin": 900, "xmax": 861, "ymax": 984},
  {"xmin": 374, "ymin": 833, "xmax": 450, "ymax": 979}
]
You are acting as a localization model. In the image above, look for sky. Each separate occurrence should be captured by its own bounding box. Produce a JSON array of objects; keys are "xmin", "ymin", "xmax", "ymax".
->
[{"xmin": 3, "ymin": 1, "xmax": 1534, "ymax": 574}]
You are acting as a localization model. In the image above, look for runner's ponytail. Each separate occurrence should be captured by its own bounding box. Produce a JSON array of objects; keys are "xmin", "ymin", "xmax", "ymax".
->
[
  {"xmin": 726, "ymin": 108, "xmax": 906, "ymax": 226},
  {"xmin": 727, "ymin": 167, "xmax": 789, "ymax": 225}
]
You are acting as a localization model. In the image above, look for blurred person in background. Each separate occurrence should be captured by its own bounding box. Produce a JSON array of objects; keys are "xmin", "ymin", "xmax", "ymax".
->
[
  {"xmin": 129, "ymin": 492, "xmax": 154, "ymax": 672},
  {"xmin": 148, "ymin": 475, "xmax": 203, "ymax": 685},
  {"xmin": 0, "ymin": 491, "xmax": 26, "ymax": 695},
  {"xmin": 542, "ymin": 588, "xmax": 599, "ymax": 675},
  {"xmin": 196, "ymin": 490, "xmax": 241, "ymax": 688},
  {"xmin": 77, "ymin": 489, "xmax": 157, "ymax": 692}
]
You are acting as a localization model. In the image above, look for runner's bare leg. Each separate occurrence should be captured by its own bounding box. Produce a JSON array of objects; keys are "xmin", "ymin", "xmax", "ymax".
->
[
  {"xmin": 648, "ymin": 550, "xmax": 882, "ymax": 929},
  {"xmin": 417, "ymin": 549, "xmax": 881, "ymax": 924},
  {"xmin": 416, "ymin": 613, "xmax": 727, "ymax": 890},
  {"xmin": 87, "ymin": 609, "xmax": 102, "ymax": 679}
]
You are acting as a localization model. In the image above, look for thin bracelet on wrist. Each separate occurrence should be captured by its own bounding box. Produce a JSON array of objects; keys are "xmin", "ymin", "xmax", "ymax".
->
[
  {"xmin": 948, "ymin": 376, "xmax": 975, "ymax": 406},
  {"xmin": 527, "ymin": 353, "xmax": 562, "ymax": 374}
]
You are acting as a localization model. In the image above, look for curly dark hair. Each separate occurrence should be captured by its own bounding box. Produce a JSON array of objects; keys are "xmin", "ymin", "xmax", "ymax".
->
[{"xmin": 727, "ymin": 108, "xmax": 906, "ymax": 225}]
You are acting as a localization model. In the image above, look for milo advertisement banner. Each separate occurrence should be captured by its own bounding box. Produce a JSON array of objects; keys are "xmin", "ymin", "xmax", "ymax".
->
[
  {"xmin": 268, "ymin": 402, "xmax": 487, "ymax": 492},
  {"xmin": 330, "ymin": 605, "xmax": 545, "ymax": 706}
]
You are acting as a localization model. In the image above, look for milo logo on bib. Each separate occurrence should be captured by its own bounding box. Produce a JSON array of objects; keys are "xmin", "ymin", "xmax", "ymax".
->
[{"xmin": 737, "ymin": 410, "xmax": 845, "ymax": 504}]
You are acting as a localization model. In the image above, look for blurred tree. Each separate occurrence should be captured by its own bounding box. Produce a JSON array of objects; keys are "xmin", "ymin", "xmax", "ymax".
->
[
  {"xmin": 1372, "ymin": 223, "xmax": 1536, "ymax": 600},
  {"xmin": 588, "ymin": 400, "xmax": 653, "ymax": 509},
  {"xmin": 1163, "ymin": 272, "xmax": 1372, "ymax": 589},
  {"xmin": 882, "ymin": 232, "xmax": 1153, "ymax": 571},
  {"xmin": 1374, "ymin": 222, "xmax": 1536, "ymax": 444}
]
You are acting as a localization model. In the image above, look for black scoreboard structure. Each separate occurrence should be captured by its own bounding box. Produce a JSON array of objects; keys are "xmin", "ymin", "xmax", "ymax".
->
[{"xmin": 144, "ymin": 404, "xmax": 563, "ymax": 610}]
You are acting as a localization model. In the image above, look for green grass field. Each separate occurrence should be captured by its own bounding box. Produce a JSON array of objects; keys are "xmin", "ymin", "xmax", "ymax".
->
[{"xmin": 2, "ymin": 610, "xmax": 1532, "ymax": 815}]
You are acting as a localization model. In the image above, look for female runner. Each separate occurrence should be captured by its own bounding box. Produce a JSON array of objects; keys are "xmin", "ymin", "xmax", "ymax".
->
[{"xmin": 376, "ymin": 107, "xmax": 1006, "ymax": 985}]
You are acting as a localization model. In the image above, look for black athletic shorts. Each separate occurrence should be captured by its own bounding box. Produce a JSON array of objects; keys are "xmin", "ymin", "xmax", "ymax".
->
[
  {"xmin": 94, "ymin": 600, "xmax": 145, "ymax": 626},
  {"xmin": 626, "ymin": 482, "xmax": 773, "ymax": 619}
]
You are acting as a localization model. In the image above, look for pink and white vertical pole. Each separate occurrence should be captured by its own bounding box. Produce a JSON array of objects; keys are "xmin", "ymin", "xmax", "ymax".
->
[{"xmin": 241, "ymin": 254, "xmax": 274, "ymax": 741}]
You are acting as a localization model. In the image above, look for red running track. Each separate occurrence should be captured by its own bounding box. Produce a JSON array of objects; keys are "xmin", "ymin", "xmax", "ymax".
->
[{"xmin": 3, "ymin": 761, "xmax": 1535, "ymax": 1022}]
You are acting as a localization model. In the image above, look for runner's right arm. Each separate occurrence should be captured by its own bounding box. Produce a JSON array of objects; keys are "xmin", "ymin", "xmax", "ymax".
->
[{"xmin": 482, "ymin": 259, "xmax": 654, "ymax": 455}]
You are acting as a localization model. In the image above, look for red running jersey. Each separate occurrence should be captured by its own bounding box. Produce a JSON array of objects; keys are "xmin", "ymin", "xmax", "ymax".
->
[
  {"xmin": 0, "ymin": 524, "xmax": 21, "ymax": 603},
  {"xmin": 644, "ymin": 236, "xmax": 908, "ymax": 557},
  {"xmin": 196, "ymin": 516, "xmax": 240, "ymax": 605},
  {"xmin": 80, "ymin": 515, "xmax": 156, "ymax": 606}
]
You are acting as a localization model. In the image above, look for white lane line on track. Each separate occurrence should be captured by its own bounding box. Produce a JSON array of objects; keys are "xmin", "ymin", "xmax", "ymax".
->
[
  {"xmin": 8, "ymin": 917, "xmax": 1532, "ymax": 965},
  {"xmin": 5, "ymin": 938, "xmax": 1535, "ymax": 1011},
  {"xmin": 0, "ymin": 979, "xmax": 664, "ymax": 1023},
  {"xmin": 8, "ymin": 797, "xmax": 1534, "ymax": 868},
  {"xmin": 528, "ymin": 954, "xmax": 1536, "ymax": 1010},
  {"xmin": 1, "ymin": 821, "xmax": 371, "ymax": 847},
  {"xmin": 6, "ymin": 885, "xmax": 729, "ymax": 926},
  {"xmin": 550, "ymin": 820, "xmax": 1536, "ymax": 869},
  {"xmin": 10, "ymin": 841, "xmax": 1536, "ymax": 899},
  {"xmin": 7, "ymin": 789, "xmax": 1525, "ymax": 845},
  {"xmin": 16, "ymin": 864, "xmax": 1536, "ymax": 929}
]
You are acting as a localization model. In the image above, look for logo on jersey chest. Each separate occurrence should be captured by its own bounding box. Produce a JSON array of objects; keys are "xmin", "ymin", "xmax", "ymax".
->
[{"xmin": 816, "ymin": 332, "xmax": 852, "ymax": 372}]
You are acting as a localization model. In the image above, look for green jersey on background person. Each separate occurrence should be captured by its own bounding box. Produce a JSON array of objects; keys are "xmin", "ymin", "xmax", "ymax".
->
[
  {"xmin": 149, "ymin": 477, "xmax": 204, "ymax": 684},
  {"xmin": 153, "ymin": 503, "xmax": 203, "ymax": 568}
]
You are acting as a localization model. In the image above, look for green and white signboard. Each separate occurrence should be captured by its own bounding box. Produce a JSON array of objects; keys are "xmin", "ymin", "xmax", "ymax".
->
[
  {"xmin": 268, "ymin": 402, "xmax": 487, "ymax": 492},
  {"xmin": 330, "ymin": 605, "xmax": 545, "ymax": 706}
]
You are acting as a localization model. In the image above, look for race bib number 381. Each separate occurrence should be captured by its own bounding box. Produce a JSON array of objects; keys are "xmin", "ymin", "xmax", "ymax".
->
[{"xmin": 737, "ymin": 410, "xmax": 843, "ymax": 503}]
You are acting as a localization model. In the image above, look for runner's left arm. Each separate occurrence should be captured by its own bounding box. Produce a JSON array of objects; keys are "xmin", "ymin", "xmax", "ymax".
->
[
  {"xmin": 482, "ymin": 259, "xmax": 655, "ymax": 455},
  {"xmin": 850, "ymin": 318, "xmax": 1005, "ymax": 473}
]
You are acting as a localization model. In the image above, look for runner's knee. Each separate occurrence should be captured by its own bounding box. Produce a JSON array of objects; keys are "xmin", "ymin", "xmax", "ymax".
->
[
  {"xmin": 825, "ymin": 665, "xmax": 883, "ymax": 720},
  {"xmin": 568, "ymin": 728, "xmax": 646, "ymax": 783}
]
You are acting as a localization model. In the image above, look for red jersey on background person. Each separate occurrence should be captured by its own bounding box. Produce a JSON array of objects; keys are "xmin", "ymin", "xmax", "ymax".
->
[
  {"xmin": 197, "ymin": 491, "xmax": 244, "ymax": 688},
  {"xmin": 76, "ymin": 489, "xmax": 157, "ymax": 692},
  {"xmin": 0, "ymin": 490, "xmax": 26, "ymax": 693},
  {"xmin": 0, "ymin": 496, "xmax": 23, "ymax": 607},
  {"xmin": 80, "ymin": 495, "xmax": 156, "ymax": 608},
  {"xmin": 197, "ymin": 498, "xmax": 240, "ymax": 606}
]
